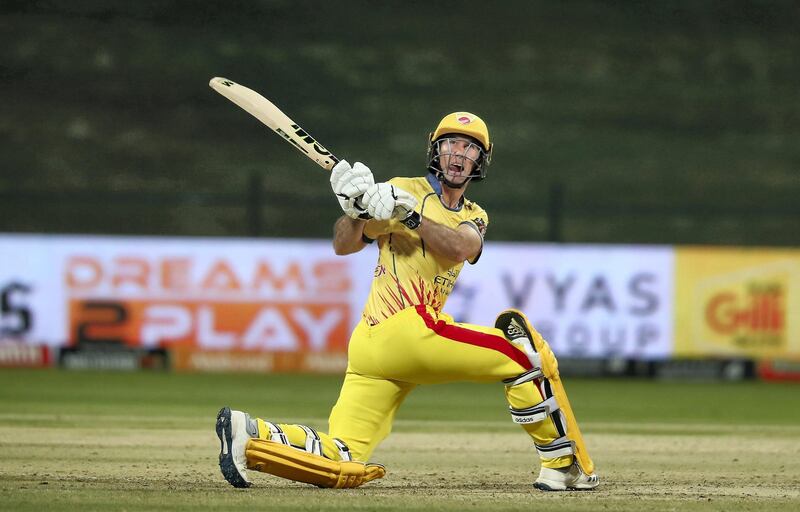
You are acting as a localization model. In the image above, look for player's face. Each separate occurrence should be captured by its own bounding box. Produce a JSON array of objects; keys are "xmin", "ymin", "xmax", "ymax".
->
[{"xmin": 437, "ymin": 137, "xmax": 482, "ymax": 185}]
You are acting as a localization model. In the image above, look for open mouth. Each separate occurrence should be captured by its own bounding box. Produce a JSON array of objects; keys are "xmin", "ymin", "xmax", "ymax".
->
[{"xmin": 447, "ymin": 163, "xmax": 464, "ymax": 174}]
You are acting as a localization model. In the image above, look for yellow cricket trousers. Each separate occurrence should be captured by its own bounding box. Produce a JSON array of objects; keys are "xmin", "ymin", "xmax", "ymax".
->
[{"xmin": 321, "ymin": 305, "xmax": 570, "ymax": 468}]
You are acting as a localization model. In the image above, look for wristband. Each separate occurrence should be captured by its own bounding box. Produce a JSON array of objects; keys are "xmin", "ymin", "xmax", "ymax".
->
[{"xmin": 401, "ymin": 211, "xmax": 421, "ymax": 230}]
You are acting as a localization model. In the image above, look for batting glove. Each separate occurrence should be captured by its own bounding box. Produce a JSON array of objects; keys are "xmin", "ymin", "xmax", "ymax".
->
[
  {"xmin": 362, "ymin": 183, "xmax": 419, "ymax": 225},
  {"xmin": 330, "ymin": 160, "xmax": 374, "ymax": 219}
]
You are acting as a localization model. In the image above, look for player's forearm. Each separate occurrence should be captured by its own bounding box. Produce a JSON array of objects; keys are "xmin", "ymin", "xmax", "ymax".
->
[
  {"xmin": 332, "ymin": 215, "xmax": 367, "ymax": 255},
  {"xmin": 416, "ymin": 218, "xmax": 481, "ymax": 262}
]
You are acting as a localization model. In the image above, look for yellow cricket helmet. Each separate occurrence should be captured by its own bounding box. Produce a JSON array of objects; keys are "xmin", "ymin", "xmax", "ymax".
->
[
  {"xmin": 427, "ymin": 111, "xmax": 493, "ymax": 185},
  {"xmin": 430, "ymin": 112, "xmax": 492, "ymax": 152}
]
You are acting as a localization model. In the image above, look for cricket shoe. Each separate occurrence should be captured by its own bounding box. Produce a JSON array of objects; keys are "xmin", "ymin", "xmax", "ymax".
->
[
  {"xmin": 216, "ymin": 406, "xmax": 252, "ymax": 488},
  {"xmin": 534, "ymin": 462, "xmax": 599, "ymax": 491}
]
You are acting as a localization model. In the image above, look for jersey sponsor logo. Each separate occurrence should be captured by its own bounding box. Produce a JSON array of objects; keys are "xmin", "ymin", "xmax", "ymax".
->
[
  {"xmin": 472, "ymin": 217, "xmax": 487, "ymax": 237},
  {"xmin": 432, "ymin": 267, "xmax": 460, "ymax": 296},
  {"xmin": 433, "ymin": 275, "xmax": 455, "ymax": 293}
]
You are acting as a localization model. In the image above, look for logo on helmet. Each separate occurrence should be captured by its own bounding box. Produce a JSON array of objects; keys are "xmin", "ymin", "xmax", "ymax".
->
[{"xmin": 457, "ymin": 115, "xmax": 472, "ymax": 125}]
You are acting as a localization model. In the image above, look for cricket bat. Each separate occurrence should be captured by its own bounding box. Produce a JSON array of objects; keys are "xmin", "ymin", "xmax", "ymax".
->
[{"xmin": 209, "ymin": 77, "xmax": 339, "ymax": 171}]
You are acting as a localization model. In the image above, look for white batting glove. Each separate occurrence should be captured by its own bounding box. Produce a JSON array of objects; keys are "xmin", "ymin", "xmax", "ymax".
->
[
  {"xmin": 362, "ymin": 183, "xmax": 418, "ymax": 222},
  {"xmin": 330, "ymin": 160, "xmax": 374, "ymax": 219}
]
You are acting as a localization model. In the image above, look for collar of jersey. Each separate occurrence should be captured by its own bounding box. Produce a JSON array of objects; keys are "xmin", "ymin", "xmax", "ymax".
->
[{"xmin": 426, "ymin": 173, "xmax": 465, "ymax": 212}]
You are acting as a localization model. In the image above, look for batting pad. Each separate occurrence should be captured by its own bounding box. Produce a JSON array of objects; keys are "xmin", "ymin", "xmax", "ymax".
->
[
  {"xmin": 497, "ymin": 309, "xmax": 596, "ymax": 476},
  {"xmin": 245, "ymin": 439, "xmax": 386, "ymax": 488}
]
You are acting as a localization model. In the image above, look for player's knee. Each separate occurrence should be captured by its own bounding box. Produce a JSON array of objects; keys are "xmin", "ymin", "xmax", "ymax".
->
[{"xmin": 495, "ymin": 309, "xmax": 559, "ymax": 379}]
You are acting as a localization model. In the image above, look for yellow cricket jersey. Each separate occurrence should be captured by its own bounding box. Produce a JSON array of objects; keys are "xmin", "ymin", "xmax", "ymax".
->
[{"xmin": 360, "ymin": 174, "xmax": 489, "ymax": 325}]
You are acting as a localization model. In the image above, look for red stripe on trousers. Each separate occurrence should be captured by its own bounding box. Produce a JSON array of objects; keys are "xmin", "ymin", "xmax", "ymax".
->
[{"xmin": 414, "ymin": 305, "xmax": 533, "ymax": 371}]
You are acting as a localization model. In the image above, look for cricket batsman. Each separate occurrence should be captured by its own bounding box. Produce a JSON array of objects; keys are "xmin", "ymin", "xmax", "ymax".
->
[{"xmin": 216, "ymin": 112, "xmax": 600, "ymax": 491}]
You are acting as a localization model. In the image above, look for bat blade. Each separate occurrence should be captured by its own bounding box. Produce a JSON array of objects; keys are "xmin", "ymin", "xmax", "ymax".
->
[{"xmin": 209, "ymin": 77, "xmax": 338, "ymax": 171}]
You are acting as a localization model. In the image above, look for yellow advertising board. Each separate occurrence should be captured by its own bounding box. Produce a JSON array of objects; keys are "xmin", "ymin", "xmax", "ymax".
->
[{"xmin": 674, "ymin": 247, "xmax": 800, "ymax": 358}]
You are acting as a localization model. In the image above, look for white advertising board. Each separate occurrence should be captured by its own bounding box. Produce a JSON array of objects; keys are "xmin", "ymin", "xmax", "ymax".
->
[
  {"xmin": 443, "ymin": 243, "xmax": 675, "ymax": 359},
  {"xmin": 0, "ymin": 234, "xmax": 674, "ymax": 360}
]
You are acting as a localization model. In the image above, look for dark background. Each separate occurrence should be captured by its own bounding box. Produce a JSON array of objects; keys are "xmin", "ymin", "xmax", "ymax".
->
[{"xmin": 1, "ymin": 0, "xmax": 798, "ymax": 244}]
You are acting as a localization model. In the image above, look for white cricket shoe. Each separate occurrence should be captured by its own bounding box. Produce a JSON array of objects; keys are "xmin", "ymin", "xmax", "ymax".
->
[
  {"xmin": 534, "ymin": 462, "xmax": 599, "ymax": 491},
  {"xmin": 216, "ymin": 406, "xmax": 252, "ymax": 488}
]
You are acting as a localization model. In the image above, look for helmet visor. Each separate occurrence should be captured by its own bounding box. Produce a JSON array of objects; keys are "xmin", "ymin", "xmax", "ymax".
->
[{"xmin": 432, "ymin": 136, "xmax": 486, "ymax": 183}]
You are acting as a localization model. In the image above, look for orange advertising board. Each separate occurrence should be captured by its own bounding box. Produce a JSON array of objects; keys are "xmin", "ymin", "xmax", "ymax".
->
[
  {"xmin": 674, "ymin": 247, "xmax": 800, "ymax": 358},
  {"xmin": 68, "ymin": 300, "xmax": 349, "ymax": 351},
  {"xmin": 62, "ymin": 245, "xmax": 354, "ymax": 354}
]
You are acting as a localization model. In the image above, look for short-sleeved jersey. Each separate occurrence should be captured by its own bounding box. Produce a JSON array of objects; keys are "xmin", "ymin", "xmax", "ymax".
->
[{"xmin": 360, "ymin": 174, "xmax": 489, "ymax": 326}]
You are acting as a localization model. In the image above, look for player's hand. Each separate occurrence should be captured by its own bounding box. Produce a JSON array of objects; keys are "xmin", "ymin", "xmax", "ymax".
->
[
  {"xmin": 362, "ymin": 183, "xmax": 418, "ymax": 222},
  {"xmin": 330, "ymin": 160, "xmax": 374, "ymax": 219}
]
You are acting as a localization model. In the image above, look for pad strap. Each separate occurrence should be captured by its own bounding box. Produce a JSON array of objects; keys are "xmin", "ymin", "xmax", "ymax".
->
[
  {"xmin": 506, "ymin": 335, "xmax": 543, "ymax": 370},
  {"xmin": 535, "ymin": 436, "xmax": 575, "ymax": 459},
  {"xmin": 262, "ymin": 421, "xmax": 290, "ymax": 446},
  {"xmin": 509, "ymin": 396, "xmax": 560, "ymax": 424},
  {"xmin": 503, "ymin": 368, "xmax": 544, "ymax": 387},
  {"xmin": 299, "ymin": 425, "xmax": 323, "ymax": 456},
  {"xmin": 333, "ymin": 438, "xmax": 353, "ymax": 462}
]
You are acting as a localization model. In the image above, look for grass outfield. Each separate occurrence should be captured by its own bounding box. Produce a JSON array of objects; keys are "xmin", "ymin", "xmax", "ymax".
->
[{"xmin": 1, "ymin": 370, "xmax": 799, "ymax": 511}]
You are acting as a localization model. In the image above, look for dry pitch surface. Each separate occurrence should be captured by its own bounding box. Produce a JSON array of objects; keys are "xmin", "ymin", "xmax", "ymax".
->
[{"xmin": 1, "ymin": 372, "xmax": 799, "ymax": 511}]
